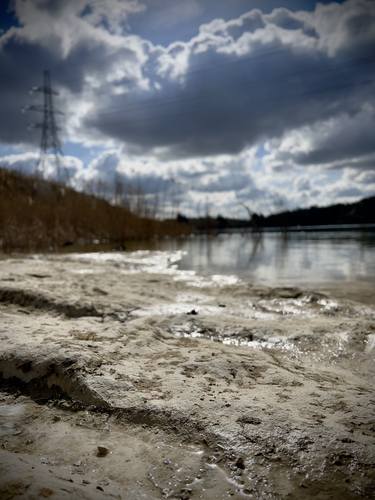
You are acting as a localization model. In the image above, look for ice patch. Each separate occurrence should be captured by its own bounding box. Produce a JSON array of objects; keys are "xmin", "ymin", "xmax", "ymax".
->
[
  {"xmin": 170, "ymin": 322, "xmax": 300, "ymax": 352},
  {"xmin": 70, "ymin": 268, "xmax": 96, "ymax": 275},
  {"xmin": 221, "ymin": 336, "xmax": 296, "ymax": 351},
  {"xmin": 365, "ymin": 334, "xmax": 375, "ymax": 353},
  {"xmin": 211, "ymin": 275, "xmax": 239, "ymax": 286},
  {"xmin": 65, "ymin": 250, "xmax": 185, "ymax": 271},
  {"xmin": 131, "ymin": 303, "xmax": 222, "ymax": 318},
  {"xmin": 64, "ymin": 250, "xmax": 240, "ymax": 288},
  {"xmin": 317, "ymin": 298, "xmax": 341, "ymax": 313}
]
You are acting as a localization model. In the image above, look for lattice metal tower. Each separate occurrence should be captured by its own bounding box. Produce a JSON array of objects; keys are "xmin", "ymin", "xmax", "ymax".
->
[{"xmin": 28, "ymin": 70, "xmax": 65, "ymax": 182}]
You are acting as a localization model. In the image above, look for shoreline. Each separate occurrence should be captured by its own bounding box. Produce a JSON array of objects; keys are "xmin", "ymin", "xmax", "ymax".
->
[{"xmin": 0, "ymin": 251, "xmax": 374, "ymax": 498}]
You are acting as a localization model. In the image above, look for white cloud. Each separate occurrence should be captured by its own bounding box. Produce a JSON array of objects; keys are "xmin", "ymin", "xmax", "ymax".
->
[{"xmin": 0, "ymin": 151, "xmax": 84, "ymax": 182}]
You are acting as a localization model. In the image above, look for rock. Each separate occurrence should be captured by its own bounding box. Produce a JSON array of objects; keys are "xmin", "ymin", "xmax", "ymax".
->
[
  {"xmin": 96, "ymin": 446, "xmax": 109, "ymax": 457},
  {"xmin": 235, "ymin": 457, "xmax": 245, "ymax": 470},
  {"xmin": 341, "ymin": 437, "xmax": 354, "ymax": 443},
  {"xmin": 237, "ymin": 416, "xmax": 261, "ymax": 425},
  {"xmin": 39, "ymin": 487, "xmax": 54, "ymax": 497}
]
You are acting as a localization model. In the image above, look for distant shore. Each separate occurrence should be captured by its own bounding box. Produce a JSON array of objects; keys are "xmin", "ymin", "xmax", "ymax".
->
[{"xmin": 192, "ymin": 222, "xmax": 375, "ymax": 233}]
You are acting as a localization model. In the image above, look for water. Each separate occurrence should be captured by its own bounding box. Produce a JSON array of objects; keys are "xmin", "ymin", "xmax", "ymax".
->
[{"xmin": 156, "ymin": 229, "xmax": 375, "ymax": 288}]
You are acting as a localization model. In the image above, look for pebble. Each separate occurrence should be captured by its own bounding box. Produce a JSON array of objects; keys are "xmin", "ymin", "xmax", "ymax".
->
[
  {"xmin": 39, "ymin": 488, "xmax": 54, "ymax": 497},
  {"xmin": 96, "ymin": 446, "xmax": 109, "ymax": 457},
  {"xmin": 235, "ymin": 457, "xmax": 245, "ymax": 470}
]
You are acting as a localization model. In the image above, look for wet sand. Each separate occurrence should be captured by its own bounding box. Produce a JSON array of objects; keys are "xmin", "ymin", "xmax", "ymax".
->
[{"xmin": 0, "ymin": 251, "xmax": 374, "ymax": 499}]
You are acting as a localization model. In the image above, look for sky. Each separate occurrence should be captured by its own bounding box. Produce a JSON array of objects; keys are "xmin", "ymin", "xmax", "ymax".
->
[{"xmin": 0, "ymin": 0, "xmax": 374, "ymax": 217}]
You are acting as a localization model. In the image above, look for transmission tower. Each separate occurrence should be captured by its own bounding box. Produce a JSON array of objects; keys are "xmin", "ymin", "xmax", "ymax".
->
[{"xmin": 27, "ymin": 70, "xmax": 65, "ymax": 182}]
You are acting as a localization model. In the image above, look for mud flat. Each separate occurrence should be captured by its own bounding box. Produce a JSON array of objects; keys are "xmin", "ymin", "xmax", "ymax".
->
[{"xmin": 0, "ymin": 251, "xmax": 374, "ymax": 499}]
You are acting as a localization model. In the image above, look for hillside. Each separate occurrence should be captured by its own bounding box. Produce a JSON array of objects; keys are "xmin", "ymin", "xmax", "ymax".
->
[
  {"xmin": 254, "ymin": 196, "xmax": 375, "ymax": 228},
  {"xmin": 0, "ymin": 168, "xmax": 188, "ymax": 252},
  {"xmin": 178, "ymin": 196, "xmax": 375, "ymax": 231}
]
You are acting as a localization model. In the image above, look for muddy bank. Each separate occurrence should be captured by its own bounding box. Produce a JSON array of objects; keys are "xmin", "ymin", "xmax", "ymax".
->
[{"xmin": 0, "ymin": 251, "xmax": 374, "ymax": 499}]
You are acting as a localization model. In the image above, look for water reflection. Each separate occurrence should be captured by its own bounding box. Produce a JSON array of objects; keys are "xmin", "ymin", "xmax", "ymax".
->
[{"xmin": 158, "ymin": 230, "xmax": 375, "ymax": 286}]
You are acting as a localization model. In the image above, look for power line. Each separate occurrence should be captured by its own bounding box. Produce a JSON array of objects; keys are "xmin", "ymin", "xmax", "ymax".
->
[
  {"xmin": 23, "ymin": 54, "xmax": 374, "ymax": 159},
  {"xmin": 77, "ymin": 54, "xmax": 375, "ymax": 119},
  {"xmin": 90, "ymin": 77, "xmax": 375, "ymax": 126},
  {"xmin": 43, "ymin": 47, "xmax": 375, "ymax": 100}
]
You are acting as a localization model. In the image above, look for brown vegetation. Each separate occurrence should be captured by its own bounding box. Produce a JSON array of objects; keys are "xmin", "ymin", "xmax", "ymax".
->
[{"xmin": 0, "ymin": 168, "xmax": 190, "ymax": 252}]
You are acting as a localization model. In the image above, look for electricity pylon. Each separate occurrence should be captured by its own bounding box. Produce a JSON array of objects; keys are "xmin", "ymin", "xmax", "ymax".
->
[{"xmin": 27, "ymin": 70, "xmax": 65, "ymax": 182}]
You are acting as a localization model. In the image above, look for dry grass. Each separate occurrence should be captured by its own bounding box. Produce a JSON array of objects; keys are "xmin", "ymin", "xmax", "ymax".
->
[{"xmin": 0, "ymin": 168, "xmax": 190, "ymax": 252}]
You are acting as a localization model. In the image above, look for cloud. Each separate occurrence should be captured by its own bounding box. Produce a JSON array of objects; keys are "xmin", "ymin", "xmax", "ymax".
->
[
  {"xmin": 260, "ymin": 104, "xmax": 375, "ymax": 184},
  {"xmin": 0, "ymin": 151, "xmax": 83, "ymax": 181},
  {"xmin": 141, "ymin": 0, "xmax": 203, "ymax": 30},
  {"xmin": 72, "ymin": 149, "xmax": 264, "ymax": 214},
  {"xmin": 2, "ymin": 0, "xmax": 374, "ymax": 160},
  {"xmin": 292, "ymin": 104, "xmax": 375, "ymax": 166},
  {"xmin": 85, "ymin": 0, "xmax": 375, "ymax": 159},
  {"xmin": 323, "ymin": 168, "xmax": 375, "ymax": 206},
  {"xmin": 0, "ymin": 0, "xmax": 148, "ymax": 147},
  {"xmin": 14, "ymin": 0, "xmax": 145, "ymax": 35},
  {"xmin": 1, "ymin": 141, "xmax": 373, "ymax": 217}
]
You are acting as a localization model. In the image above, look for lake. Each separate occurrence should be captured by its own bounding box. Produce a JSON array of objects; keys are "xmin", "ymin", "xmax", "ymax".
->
[{"xmin": 155, "ymin": 229, "xmax": 375, "ymax": 302}]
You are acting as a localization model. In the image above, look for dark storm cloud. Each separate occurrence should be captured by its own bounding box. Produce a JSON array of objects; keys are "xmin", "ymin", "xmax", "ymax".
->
[
  {"xmin": 0, "ymin": 0, "xmax": 146, "ymax": 146},
  {"xmin": 327, "ymin": 154, "xmax": 375, "ymax": 171},
  {"xmin": 0, "ymin": 37, "xmax": 58, "ymax": 144},
  {"xmin": 0, "ymin": 24, "xmax": 145, "ymax": 144},
  {"xmin": 90, "ymin": 50, "xmax": 375, "ymax": 158},
  {"xmin": 295, "ymin": 107, "xmax": 375, "ymax": 166},
  {"xmin": 87, "ymin": 0, "xmax": 375, "ymax": 158}
]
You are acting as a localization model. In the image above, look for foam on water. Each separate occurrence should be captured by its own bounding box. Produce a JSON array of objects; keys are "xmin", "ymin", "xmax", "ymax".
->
[
  {"xmin": 66, "ymin": 250, "xmax": 184, "ymax": 270},
  {"xmin": 65, "ymin": 250, "xmax": 239, "ymax": 287}
]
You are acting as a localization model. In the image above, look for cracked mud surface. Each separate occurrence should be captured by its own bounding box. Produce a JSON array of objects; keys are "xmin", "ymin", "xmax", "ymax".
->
[{"xmin": 0, "ymin": 251, "xmax": 374, "ymax": 499}]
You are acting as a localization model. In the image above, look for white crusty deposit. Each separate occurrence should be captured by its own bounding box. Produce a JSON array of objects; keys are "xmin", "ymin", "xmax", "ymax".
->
[{"xmin": 0, "ymin": 251, "xmax": 374, "ymax": 499}]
